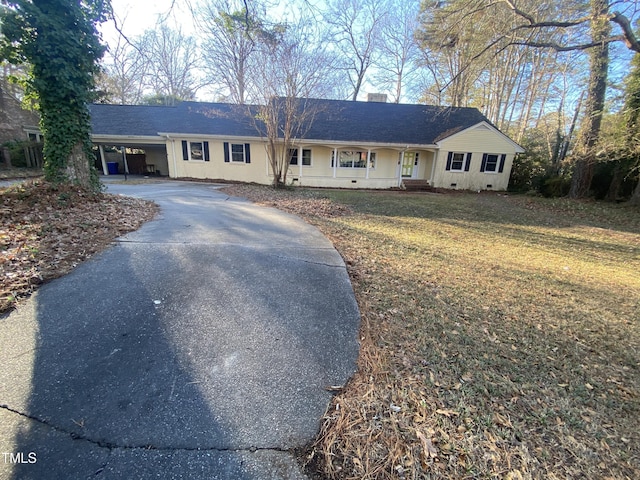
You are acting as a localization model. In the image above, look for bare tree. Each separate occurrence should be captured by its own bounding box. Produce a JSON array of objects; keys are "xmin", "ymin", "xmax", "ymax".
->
[
  {"xmin": 138, "ymin": 25, "xmax": 200, "ymax": 104},
  {"xmin": 417, "ymin": 0, "xmax": 640, "ymax": 197},
  {"xmin": 247, "ymin": 19, "xmax": 340, "ymax": 186},
  {"xmin": 374, "ymin": 0, "xmax": 420, "ymax": 103},
  {"xmin": 324, "ymin": 0, "xmax": 387, "ymax": 101},
  {"xmin": 197, "ymin": 0, "xmax": 265, "ymax": 104},
  {"xmin": 98, "ymin": 33, "xmax": 148, "ymax": 104}
]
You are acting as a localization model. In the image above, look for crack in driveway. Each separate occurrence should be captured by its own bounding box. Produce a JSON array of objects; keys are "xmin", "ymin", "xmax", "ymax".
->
[{"xmin": 0, "ymin": 404, "xmax": 295, "ymax": 455}]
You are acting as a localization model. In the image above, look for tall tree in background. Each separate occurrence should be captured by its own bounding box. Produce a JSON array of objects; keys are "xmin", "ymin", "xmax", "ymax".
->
[
  {"xmin": 417, "ymin": 0, "xmax": 640, "ymax": 198},
  {"xmin": 0, "ymin": 0, "xmax": 109, "ymax": 190},
  {"xmin": 623, "ymin": 52, "xmax": 640, "ymax": 205},
  {"xmin": 374, "ymin": 0, "xmax": 420, "ymax": 103},
  {"xmin": 567, "ymin": 0, "xmax": 611, "ymax": 197},
  {"xmin": 198, "ymin": 0, "xmax": 265, "ymax": 104},
  {"xmin": 324, "ymin": 0, "xmax": 386, "ymax": 101},
  {"xmin": 249, "ymin": 18, "xmax": 340, "ymax": 186},
  {"xmin": 138, "ymin": 25, "xmax": 199, "ymax": 105},
  {"xmin": 98, "ymin": 32, "xmax": 148, "ymax": 104}
]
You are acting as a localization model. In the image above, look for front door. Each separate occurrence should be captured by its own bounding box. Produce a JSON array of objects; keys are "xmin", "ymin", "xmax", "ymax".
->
[{"xmin": 402, "ymin": 152, "xmax": 419, "ymax": 178}]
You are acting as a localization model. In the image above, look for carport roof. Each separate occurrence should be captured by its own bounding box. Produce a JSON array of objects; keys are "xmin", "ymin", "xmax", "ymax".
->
[{"xmin": 89, "ymin": 99, "xmax": 495, "ymax": 146}]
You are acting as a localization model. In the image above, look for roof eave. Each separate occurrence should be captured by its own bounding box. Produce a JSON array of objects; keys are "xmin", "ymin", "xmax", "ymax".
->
[
  {"xmin": 436, "ymin": 121, "xmax": 525, "ymax": 152},
  {"xmin": 91, "ymin": 134, "xmax": 165, "ymax": 144}
]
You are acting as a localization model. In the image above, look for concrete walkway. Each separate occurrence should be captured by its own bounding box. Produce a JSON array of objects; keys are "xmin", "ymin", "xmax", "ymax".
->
[{"xmin": 0, "ymin": 181, "xmax": 360, "ymax": 479}]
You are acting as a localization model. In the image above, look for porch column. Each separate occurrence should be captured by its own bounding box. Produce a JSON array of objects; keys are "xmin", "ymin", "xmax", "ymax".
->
[
  {"xmin": 121, "ymin": 146, "xmax": 130, "ymax": 175},
  {"xmin": 398, "ymin": 151, "xmax": 405, "ymax": 187},
  {"xmin": 366, "ymin": 149, "xmax": 371, "ymax": 180},
  {"xmin": 99, "ymin": 144, "xmax": 108, "ymax": 175},
  {"xmin": 430, "ymin": 150, "xmax": 438, "ymax": 185},
  {"xmin": 333, "ymin": 147, "xmax": 337, "ymax": 178}
]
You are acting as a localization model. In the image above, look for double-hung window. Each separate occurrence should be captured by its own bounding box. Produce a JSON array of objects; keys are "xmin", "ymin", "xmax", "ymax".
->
[
  {"xmin": 223, "ymin": 142, "xmax": 251, "ymax": 163},
  {"xmin": 445, "ymin": 152, "xmax": 472, "ymax": 172},
  {"xmin": 231, "ymin": 144, "xmax": 246, "ymax": 163},
  {"xmin": 181, "ymin": 140, "xmax": 210, "ymax": 161},
  {"xmin": 289, "ymin": 148, "xmax": 312, "ymax": 166},
  {"xmin": 480, "ymin": 153, "xmax": 506, "ymax": 173}
]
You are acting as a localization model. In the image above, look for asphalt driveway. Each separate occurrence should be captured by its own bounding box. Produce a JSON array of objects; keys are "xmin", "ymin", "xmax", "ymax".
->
[{"xmin": 0, "ymin": 180, "xmax": 360, "ymax": 479}]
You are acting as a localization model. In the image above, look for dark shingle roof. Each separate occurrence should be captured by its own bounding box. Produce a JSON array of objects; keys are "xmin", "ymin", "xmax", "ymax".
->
[{"xmin": 90, "ymin": 99, "xmax": 492, "ymax": 145}]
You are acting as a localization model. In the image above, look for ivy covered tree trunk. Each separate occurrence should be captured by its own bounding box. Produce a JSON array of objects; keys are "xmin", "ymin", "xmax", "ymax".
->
[
  {"xmin": 568, "ymin": 0, "xmax": 610, "ymax": 198},
  {"xmin": 1, "ymin": 0, "xmax": 108, "ymax": 192}
]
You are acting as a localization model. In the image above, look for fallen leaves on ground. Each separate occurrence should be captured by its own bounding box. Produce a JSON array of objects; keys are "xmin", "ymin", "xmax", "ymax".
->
[
  {"xmin": 222, "ymin": 184, "xmax": 351, "ymax": 218},
  {"xmin": 0, "ymin": 179, "xmax": 158, "ymax": 313},
  {"xmin": 223, "ymin": 184, "xmax": 640, "ymax": 480}
]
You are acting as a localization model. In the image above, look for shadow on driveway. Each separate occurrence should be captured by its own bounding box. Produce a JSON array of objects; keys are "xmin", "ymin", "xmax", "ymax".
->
[{"xmin": 0, "ymin": 182, "xmax": 360, "ymax": 479}]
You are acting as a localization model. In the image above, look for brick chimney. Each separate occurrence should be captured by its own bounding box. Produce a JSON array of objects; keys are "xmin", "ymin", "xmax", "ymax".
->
[{"xmin": 367, "ymin": 93, "xmax": 388, "ymax": 103}]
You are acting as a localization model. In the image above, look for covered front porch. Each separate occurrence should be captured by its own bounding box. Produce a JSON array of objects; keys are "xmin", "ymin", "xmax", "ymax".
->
[{"xmin": 285, "ymin": 142, "xmax": 437, "ymax": 189}]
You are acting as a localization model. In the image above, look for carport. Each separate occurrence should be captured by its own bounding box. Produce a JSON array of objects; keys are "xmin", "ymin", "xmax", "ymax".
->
[{"xmin": 92, "ymin": 136, "xmax": 170, "ymax": 176}]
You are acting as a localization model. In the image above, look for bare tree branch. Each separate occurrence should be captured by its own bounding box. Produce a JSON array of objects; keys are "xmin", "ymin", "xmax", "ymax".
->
[{"xmin": 610, "ymin": 11, "xmax": 640, "ymax": 52}]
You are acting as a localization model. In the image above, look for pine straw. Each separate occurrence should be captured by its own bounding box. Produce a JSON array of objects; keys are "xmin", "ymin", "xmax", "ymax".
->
[
  {"xmin": 222, "ymin": 185, "xmax": 640, "ymax": 480},
  {"xmin": 0, "ymin": 179, "xmax": 158, "ymax": 313}
]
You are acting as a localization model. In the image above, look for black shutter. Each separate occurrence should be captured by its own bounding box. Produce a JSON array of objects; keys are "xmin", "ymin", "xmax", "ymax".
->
[
  {"xmin": 204, "ymin": 141, "xmax": 210, "ymax": 161},
  {"xmin": 223, "ymin": 142, "xmax": 230, "ymax": 163},
  {"xmin": 498, "ymin": 154, "xmax": 506, "ymax": 173},
  {"xmin": 480, "ymin": 153, "xmax": 487, "ymax": 172},
  {"xmin": 464, "ymin": 152, "xmax": 472, "ymax": 171},
  {"xmin": 445, "ymin": 152, "xmax": 453, "ymax": 171},
  {"xmin": 244, "ymin": 143, "xmax": 251, "ymax": 163},
  {"xmin": 182, "ymin": 140, "xmax": 188, "ymax": 161}
]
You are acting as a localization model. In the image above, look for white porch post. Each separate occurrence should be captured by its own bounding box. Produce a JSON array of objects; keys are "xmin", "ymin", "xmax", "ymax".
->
[
  {"xmin": 121, "ymin": 146, "xmax": 129, "ymax": 175},
  {"xmin": 298, "ymin": 146, "xmax": 302, "ymax": 178},
  {"xmin": 366, "ymin": 149, "xmax": 371, "ymax": 180},
  {"xmin": 430, "ymin": 150, "xmax": 438, "ymax": 185},
  {"xmin": 398, "ymin": 151, "xmax": 405, "ymax": 187},
  {"xmin": 333, "ymin": 147, "xmax": 337, "ymax": 178},
  {"xmin": 99, "ymin": 145, "xmax": 108, "ymax": 175}
]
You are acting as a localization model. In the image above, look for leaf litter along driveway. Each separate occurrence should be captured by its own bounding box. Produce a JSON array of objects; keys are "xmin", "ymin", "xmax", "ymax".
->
[
  {"xmin": 0, "ymin": 179, "xmax": 360, "ymax": 479},
  {"xmin": 221, "ymin": 184, "xmax": 640, "ymax": 480}
]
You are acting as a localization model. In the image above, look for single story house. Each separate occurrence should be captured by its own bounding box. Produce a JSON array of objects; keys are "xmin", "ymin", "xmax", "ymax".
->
[{"xmin": 89, "ymin": 97, "xmax": 524, "ymax": 190}]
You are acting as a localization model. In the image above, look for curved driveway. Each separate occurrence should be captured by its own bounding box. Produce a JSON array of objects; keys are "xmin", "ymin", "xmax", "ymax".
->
[{"xmin": 0, "ymin": 180, "xmax": 360, "ymax": 479}]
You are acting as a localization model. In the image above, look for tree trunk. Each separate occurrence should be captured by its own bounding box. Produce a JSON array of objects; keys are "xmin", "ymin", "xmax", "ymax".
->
[
  {"xmin": 65, "ymin": 142, "xmax": 96, "ymax": 189},
  {"xmin": 569, "ymin": 0, "xmax": 610, "ymax": 198},
  {"xmin": 629, "ymin": 178, "xmax": 640, "ymax": 205},
  {"xmin": 605, "ymin": 160, "xmax": 623, "ymax": 201}
]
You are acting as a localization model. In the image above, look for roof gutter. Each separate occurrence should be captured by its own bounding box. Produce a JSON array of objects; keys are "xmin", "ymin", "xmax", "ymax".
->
[
  {"xmin": 157, "ymin": 133, "xmax": 439, "ymax": 150},
  {"xmin": 91, "ymin": 134, "xmax": 165, "ymax": 143}
]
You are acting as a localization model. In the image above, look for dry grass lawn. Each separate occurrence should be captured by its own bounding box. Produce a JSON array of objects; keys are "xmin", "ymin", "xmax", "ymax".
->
[
  {"xmin": 222, "ymin": 185, "xmax": 640, "ymax": 480},
  {"xmin": 2, "ymin": 177, "xmax": 637, "ymax": 478}
]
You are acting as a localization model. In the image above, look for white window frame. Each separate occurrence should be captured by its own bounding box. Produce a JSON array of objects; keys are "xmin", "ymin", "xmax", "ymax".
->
[
  {"xmin": 483, "ymin": 153, "xmax": 500, "ymax": 173},
  {"xmin": 289, "ymin": 148, "xmax": 312, "ymax": 167},
  {"xmin": 231, "ymin": 143, "xmax": 246, "ymax": 163},
  {"xmin": 450, "ymin": 152, "xmax": 465, "ymax": 172},
  {"xmin": 188, "ymin": 141, "xmax": 205, "ymax": 161},
  {"xmin": 334, "ymin": 150, "xmax": 376, "ymax": 169}
]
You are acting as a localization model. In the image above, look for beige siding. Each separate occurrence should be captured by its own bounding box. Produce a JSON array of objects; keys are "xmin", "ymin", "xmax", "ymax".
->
[
  {"xmin": 168, "ymin": 139, "xmax": 271, "ymax": 184},
  {"xmin": 163, "ymin": 128, "xmax": 522, "ymax": 191},
  {"xmin": 434, "ymin": 124, "xmax": 520, "ymax": 191},
  {"xmin": 144, "ymin": 146, "xmax": 169, "ymax": 176}
]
